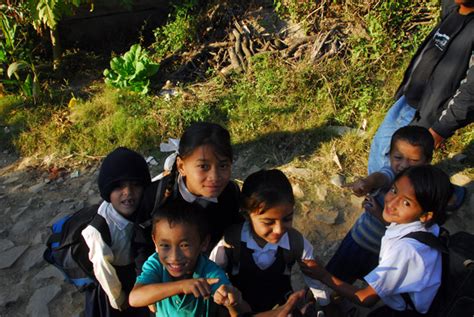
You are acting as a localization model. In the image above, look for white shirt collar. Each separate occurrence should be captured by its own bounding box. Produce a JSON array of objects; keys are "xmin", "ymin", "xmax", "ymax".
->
[
  {"xmin": 241, "ymin": 221, "xmax": 290, "ymax": 251},
  {"xmin": 384, "ymin": 221, "xmax": 439, "ymax": 239},
  {"xmin": 98, "ymin": 201, "xmax": 132, "ymax": 231},
  {"xmin": 177, "ymin": 174, "xmax": 218, "ymax": 204}
]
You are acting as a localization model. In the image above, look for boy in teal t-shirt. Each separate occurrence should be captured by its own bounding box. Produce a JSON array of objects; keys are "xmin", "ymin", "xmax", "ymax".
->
[{"xmin": 129, "ymin": 200, "xmax": 246, "ymax": 317}]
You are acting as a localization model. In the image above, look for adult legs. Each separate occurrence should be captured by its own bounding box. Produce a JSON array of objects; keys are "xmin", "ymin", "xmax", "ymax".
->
[{"xmin": 368, "ymin": 96, "xmax": 416, "ymax": 174}]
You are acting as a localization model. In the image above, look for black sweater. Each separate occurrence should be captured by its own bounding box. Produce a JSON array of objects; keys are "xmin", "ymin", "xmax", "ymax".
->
[{"xmin": 395, "ymin": 2, "xmax": 474, "ymax": 138}]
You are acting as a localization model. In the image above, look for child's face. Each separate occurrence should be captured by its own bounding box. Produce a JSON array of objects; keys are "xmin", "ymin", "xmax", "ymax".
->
[
  {"xmin": 389, "ymin": 140, "xmax": 427, "ymax": 174},
  {"xmin": 249, "ymin": 203, "xmax": 294, "ymax": 246},
  {"xmin": 109, "ymin": 181, "xmax": 144, "ymax": 218},
  {"xmin": 383, "ymin": 176, "xmax": 431, "ymax": 224},
  {"xmin": 177, "ymin": 144, "xmax": 231, "ymax": 198},
  {"xmin": 152, "ymin": 220, "xmax": 208, "ymax": 279}
]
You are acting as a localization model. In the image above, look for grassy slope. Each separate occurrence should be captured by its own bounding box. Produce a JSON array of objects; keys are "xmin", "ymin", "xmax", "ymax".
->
[{"xmin": 0, "ymin": 0, "xmax": 472, "ymax": 181}]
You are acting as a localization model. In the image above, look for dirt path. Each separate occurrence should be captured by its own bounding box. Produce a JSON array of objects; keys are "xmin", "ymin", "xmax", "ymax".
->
[{"xmin": 0, "ymin": 150, "xmax": 472, "ymax": 317}]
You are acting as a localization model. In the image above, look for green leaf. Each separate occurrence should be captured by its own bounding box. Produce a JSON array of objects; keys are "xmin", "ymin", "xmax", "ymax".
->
[{"xmin": 7, "ymin": 61, "xmax": 29, "ymax": 78}]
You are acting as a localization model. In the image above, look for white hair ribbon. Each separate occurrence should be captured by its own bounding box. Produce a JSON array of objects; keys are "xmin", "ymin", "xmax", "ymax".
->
[
  {"xmin": 160, "ymin": 138, "xmax": 180, "ymax": 171},
  {"xmin": 151, "ymin": 138, "xmax": 180, "ymax": 182}
]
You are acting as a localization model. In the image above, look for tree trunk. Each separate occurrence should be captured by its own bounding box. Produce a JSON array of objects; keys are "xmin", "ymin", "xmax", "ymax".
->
[{"xmin": 50, "ymin": 28, "xmax": 62, "ymax": 70}]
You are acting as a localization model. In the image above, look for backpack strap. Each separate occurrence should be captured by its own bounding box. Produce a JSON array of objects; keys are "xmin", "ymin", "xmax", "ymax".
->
[
  {"xmin": 223, "ymin": 223, "xmax": 244, "ymax": 275},
  {"xmin": 282, "ymin": 228, "xmax": 304, "ymax": 274},
  {"xmin": 403, "ymin": 230, "xmax": 449, "ymax": 254},
  {"xmin": 139, "ymin": 174, "xmax": 177, "ymax": 229},
  {"xmin": 89, "ymin": 214, "xmax": 112, "ymax": 246}
]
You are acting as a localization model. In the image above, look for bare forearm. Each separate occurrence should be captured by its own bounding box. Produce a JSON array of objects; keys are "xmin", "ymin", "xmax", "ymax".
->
[
  {"xmin": 129, "ymin": 281, "xmax": 183, "ymax": 307},
  {"xmin": 320, "ymin": 273, "xmax": 379, "ymax": 307},
  {"xmin": 365, "ymin": 172, "xmax": 389, "ymax": 190}
]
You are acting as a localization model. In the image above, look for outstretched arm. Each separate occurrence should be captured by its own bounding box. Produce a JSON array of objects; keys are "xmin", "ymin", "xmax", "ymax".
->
[
  {"xmin": 300, "ymin": 260, "xmax": 379, "ymax": 307},
  {"xmin": 129, "ymin": 278, "xmax": 219, "ymax": 307},
  {"xmin": 344, "ymin": 172, "xmax": 390, "ymax": 197}
]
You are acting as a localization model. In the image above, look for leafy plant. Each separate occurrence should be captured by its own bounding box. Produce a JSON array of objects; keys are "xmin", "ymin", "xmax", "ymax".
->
[
  {"xmin": 152, "ymin": 0, "xmax": 198, "ymax": 58},
  {"xmin": 6, "ymin": 60, "xmax": 39, "ymax": 97},
  {"xmin": 0, "ymin": 4, "xmax": 38, "ymax": 97},
  {"xmin": 103, "ymin": 44, "xmax": 159, "ymax": 94}
]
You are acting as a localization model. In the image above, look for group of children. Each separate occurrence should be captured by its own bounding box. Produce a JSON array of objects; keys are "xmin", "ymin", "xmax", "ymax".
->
[{"xmin": 79, "ymin": 121, "xmax": 455, "ymax": 316}]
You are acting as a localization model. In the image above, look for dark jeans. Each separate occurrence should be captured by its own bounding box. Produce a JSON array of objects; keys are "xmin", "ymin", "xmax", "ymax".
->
[{"xmin": 326, "ymin": 231, "xmax": 379, "ymax": 284}]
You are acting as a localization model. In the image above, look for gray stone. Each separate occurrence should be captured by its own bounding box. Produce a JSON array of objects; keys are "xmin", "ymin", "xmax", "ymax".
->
[
  {"xmin": 10, "ymin": 217, "xmax": 33, "ymax": 236},
  {"xmin": 11, "ymin": 206, "xmax": 28, "ymax": 222},
  {"xmin": 450, "ymin": 173, "xmax": 470, "ymax": 186},
  {"xmin": 322, "ymin": 241, "xmax": 340, "ymax": 257},
  {"xmin": 87, "ymin": 195, "xmax": 102, "ymax": 206},
  {"xmin": 81, "ymin": 181, "xmax": 92, "ymax": 193},
  {"xmin": 283, "ymin": 167, "xmax": 311, "ymax": 179},
  {"xmin": 0, "ymin": 239, "xmax": 14, "ymax": 252},
  {"xmin": 247, "ymin": 165, "xmax": 261, "ymax": 176},
  {"xmin": 63, "ymin": 198, "xmax": 74, "ymax": 203},
  {"xmin": 330, "ymin": 174, "xmax": 345, "ymax": 188},
  {"xmin": 315, "ymin": 185, "xmax": 328, "ymax": 201},
  {"xmin": 22, "ymin": 245, "xmax": 46, "ymax": 271},
  {"xmin": 11, "ymin": 183, "xmax": 23, "ymax": 192},
  {"xmin": 29, "ymin": 181, "xmax": 46, "ymax": 193},
  {"xmin": 33, "ymin": 265, "xmax": 64, "ymax": 281},
  {"xmin": 315, "ymin": 209, "xmax": 339, "ymax": 225},
  {"xmin": 3, "ymin": 176, "xmax": 19, "ymax": 185},
  {"xmin": 350, "ymin": 195, "xmax": 364, "ymax": 209},
  {"xmin": 47, "ymin": 211, "xmax": 70, "ymax": 226},
  {"xmin": 300, "ymin": 201, "xmax": 312, "ymax": 214},
  {"xmin": 75, "ymin": 201, "xmax": 85, "ymax": 210},
  {"xmin": 0, "ymin": 245, "xmax": 28, "ymax": 269},
  {"xmin": 292, "ymin": 183, "xmax": 305, "ymax": 199},
  {"xmin": 327, "ymin": 125, "xmax": 365, "ymax": 137},
  {"xmin": 25, "ymin": 197, "xmax": 34, "ymax": 206},
  {"xmin": 32, "ymin": 230, "xmax": 45, "ymax": 245},
  {"xmin": 26, "ymin": 284, "xmax": 61, "ymax": 317},
  {"xmin": 70, "ymin": 170, "xmax": 80, "ymax": 178},
  {"xmin": 0, "ymin": 284, "xmax": 22, "ymax": 307}
]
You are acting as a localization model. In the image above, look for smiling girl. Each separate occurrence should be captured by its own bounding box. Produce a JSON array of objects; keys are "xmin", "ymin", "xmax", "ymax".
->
[
  {"xmin": 210, "ymin": 169, "xmax": 329, "ymax": 313},
  {"xmin": 301, "ymin": 165, "xmax": 453, "ymax": 316},
  {"xmin": 133, "ymin": 122, "xmax": 243, "ymax": 273}
]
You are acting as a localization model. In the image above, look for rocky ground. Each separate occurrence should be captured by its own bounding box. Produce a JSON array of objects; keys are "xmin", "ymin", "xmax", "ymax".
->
[{"xmin": 0, "ymin": 148, "xmax": 472, "ymax": 317}]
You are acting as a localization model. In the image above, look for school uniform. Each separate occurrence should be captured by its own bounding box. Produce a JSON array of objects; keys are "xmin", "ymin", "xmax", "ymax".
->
[
  {"xmin": 210, "ymin": 221, "xmax": 329, "ymax": 312},
  {"xmin": 81, "ymin": 201, "xmax": 148, "ymax": 317},
  {"xmin": 364, "ymin": 221, "xmax": 442, "ymax": 314}
]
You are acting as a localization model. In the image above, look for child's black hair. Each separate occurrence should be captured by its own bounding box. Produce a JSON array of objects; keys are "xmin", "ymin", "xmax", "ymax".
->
[
  {"xmin": 395, "ymin": 165, "xmax": 453, "ymax": 226},
  {"xmin": 164, "ymin": 122, "xmax": 233, "ymax": 198},
  {"xmin": 241, "ymin": 169, "xmax": 295, "ymax": 215},
  {"xmin": 179, "ymin": 122, "xmax": 233, "ymax": 161},
  {"xmin": 389, "ymin": 126, "xmax": 435, "ymax": 162},
  {"xmin": 151, "ymin": 199, "xmax": 210, "ymax": 241}
]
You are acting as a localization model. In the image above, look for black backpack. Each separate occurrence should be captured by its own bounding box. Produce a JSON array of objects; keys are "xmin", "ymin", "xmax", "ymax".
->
[
  {"xmin": 403, "ymin": 229, "xmax": 474, "ymax": 316},
  {"xmin": 43, "ymin": 205, "xmax": 111, "ymax": 291}
]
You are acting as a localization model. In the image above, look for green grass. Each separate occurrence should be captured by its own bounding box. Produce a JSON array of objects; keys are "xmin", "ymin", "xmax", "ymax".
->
[{"xmin": 0, "ymin": 0, "xmax": 472, "ymax": 179}]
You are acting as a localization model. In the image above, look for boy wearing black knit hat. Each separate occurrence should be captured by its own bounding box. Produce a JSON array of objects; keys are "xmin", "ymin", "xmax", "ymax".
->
[{"xmin": 82, "ymin": 147, "xmax": 151, "ymax": 317}]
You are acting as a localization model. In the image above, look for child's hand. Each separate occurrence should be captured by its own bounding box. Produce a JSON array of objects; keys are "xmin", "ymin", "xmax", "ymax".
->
[
  {"xmin": 363, "ymin": 195, "xmax": 382, "ymax": 216},
  {"xmin": 299, "ymin": 259, "xmax": 326, "ymax": 280},
  {"xmin": 180, "ymin": 278, "xmax": 219, "ymax": 299},
  {"xmin": 343, "ymin": 178, "xmax": 371, "ymax": 197},
  {"xmin": 148, "ymin": 304, "xmax": 156, "ymax": 313},
  {"xmin": 213, "ymin": 284, "xmax": 242, "ymax": 307}
]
